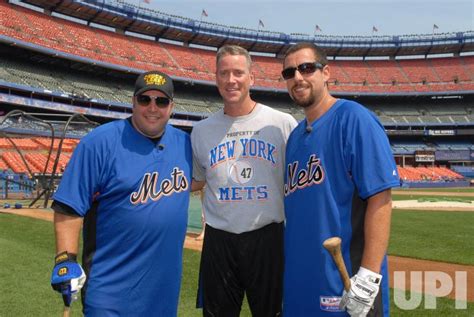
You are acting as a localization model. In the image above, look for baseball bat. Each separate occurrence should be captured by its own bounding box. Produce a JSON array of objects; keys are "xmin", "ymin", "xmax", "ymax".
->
[
  {"xmin": 323, "ymin": 237, "xmax": 351, "ymax": 291},
  {"xmin": 61, "ymin": 294, "xmax": 71, "ymax": 317},
  {"xmin": 62, "ymin": 306, "xmax": 70, "ymax": 317}
]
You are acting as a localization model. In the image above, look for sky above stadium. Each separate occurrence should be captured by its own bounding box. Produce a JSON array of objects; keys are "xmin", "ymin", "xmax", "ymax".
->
[{"xmin": 131, "ymin": 0, "xmax": 473, "ymax": 36}]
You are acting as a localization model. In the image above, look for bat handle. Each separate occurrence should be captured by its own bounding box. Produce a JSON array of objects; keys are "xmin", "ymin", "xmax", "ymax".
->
[
  {"xmin": 323, "ymin": 237, "xmax": 351, "ymax": 291},
  {"xmin": 61, "ymin": 294, "xmax": 72, "ymax": 317},
  {"xmin": 63, "ymin": 305, "xmax": 70, "ymax": 317}
]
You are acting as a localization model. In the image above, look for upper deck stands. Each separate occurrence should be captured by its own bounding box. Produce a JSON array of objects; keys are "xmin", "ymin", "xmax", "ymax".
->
[{"xmin": 1, "ymin": 2, "xmax": 472, "ymax": 94}]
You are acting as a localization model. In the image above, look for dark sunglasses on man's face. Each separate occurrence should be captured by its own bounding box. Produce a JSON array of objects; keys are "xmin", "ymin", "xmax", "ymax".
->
[
  {"xmin": 281, "ymin": 62, "xmax": 325, "ymax": 80},
  {"xmin": 136, "ymin": 95, "xmax": 171, "ymax": 107}
]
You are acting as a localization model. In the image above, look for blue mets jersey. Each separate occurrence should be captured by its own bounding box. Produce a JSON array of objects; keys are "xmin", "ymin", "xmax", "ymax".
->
[
  {"xmin": 283, "ymin": 99, "xmax": 399, "ymax": 316},
  {"xmin": 53, "ymin": 119, "xmax": 192, "ymax": 316}
]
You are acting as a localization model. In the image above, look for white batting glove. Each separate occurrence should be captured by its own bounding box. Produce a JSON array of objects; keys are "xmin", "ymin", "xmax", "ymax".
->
[{"xmin": 339, "ymin": 266, "xmax": 382, "ymax": 317}]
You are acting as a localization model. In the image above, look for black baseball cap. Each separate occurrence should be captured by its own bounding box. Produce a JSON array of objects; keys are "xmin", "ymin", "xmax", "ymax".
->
[{"xmin": 134, "ymin": 71, "xmax": 174, "ymax": 99}]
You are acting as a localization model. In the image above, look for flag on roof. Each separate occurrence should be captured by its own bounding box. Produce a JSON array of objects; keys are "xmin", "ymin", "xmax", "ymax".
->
[
  {"xmin": 202, "ymin": 9, "xmax": 208, "ymax": 17},
  {"xmin": 315, "ymin": 25, "xmax": 322, "ymax": 32},
  {"xmin": 433, "ymin": 24, "xmax": 439, "ymax": 29},
  {"xmin": 372, "ymin": 26, "xmax": 378, "ymax": 32},
  {"xmin": 259, "ymin": 19, "xmax": 265, "ymax": 28}
]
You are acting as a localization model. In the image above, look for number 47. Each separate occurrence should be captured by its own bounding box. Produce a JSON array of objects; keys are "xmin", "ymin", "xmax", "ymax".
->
[{"xmin": 240, "ymin": 168, "xmax": 252, "ymax": 179}]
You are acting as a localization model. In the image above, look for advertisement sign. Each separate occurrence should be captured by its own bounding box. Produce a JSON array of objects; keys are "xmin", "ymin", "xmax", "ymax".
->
[
  {"xmin": 415, "ymin": 150, "xmax": 435, "ymax": 162},
  {"xmin": 427, "ymin": 130, "xmax": 456, "ymax": 136},
  {"xmin": 435, "ymin": 150, "xmax": 471, "ymax": 161}
]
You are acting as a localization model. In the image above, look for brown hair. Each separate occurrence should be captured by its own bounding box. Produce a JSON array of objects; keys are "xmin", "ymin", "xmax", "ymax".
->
[{"xmin": 283, "ymin": 42, "xmax": 328, "ymax": 65}]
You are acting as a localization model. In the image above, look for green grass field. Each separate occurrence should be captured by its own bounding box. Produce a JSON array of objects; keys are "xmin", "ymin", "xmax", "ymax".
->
[
  {"xmin": 1, "ymin": 188, "xmax": 473, "ymax": 315},
  {"xmin": 1, "ymin": 208, "xmax": 473, "ymax": 316},
  {"xmin": 392, "ymin": 194, "xmax": 474, "ymax": 202},
  {"xmin": 389, "ymin": 210, "xmax": 474, "ymax": 265},
  {"xmin": 392, "ymin": 187, "xmax": 474, "ymax": 202},
  {"xmin": 390, "ymin": 291, "xmax": 473, "ymax": 316},
  {"xmin": 394, "ymin": 187, "xmax": 474, "ymax": 193},
  {"xmin": 0, "ymin": 213, "xmax": 251, "ymax": 317}
]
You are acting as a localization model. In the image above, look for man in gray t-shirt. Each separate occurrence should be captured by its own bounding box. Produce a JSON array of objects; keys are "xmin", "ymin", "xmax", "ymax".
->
[{"xmin": 191, "ymin": 45, "xmax": 296, "ymax": 317}]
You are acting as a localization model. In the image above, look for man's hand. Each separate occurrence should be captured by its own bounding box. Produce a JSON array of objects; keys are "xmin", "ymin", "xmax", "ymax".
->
[
  {"xmin": 340, "ymin": 267, "xmax": 381, "ymax": 317},
  {"xmin": 51, "ymin": 251, "xmax": 86, "ymax": 306}
]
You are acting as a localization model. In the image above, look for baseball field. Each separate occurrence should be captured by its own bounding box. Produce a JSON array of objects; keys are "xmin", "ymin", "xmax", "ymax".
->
[{"xmin": 1, "ymin": 188, "xmax": 473, "ymax": 316}]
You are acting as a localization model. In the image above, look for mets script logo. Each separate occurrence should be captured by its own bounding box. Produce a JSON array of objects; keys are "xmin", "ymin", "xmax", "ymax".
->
[
  {"xmin": 130, "ymin": 168, "xmax": 189, "ymax": 204},
  {"xmin": 284, "ymin": 154, "xmax": 324, "ymax": 196}
]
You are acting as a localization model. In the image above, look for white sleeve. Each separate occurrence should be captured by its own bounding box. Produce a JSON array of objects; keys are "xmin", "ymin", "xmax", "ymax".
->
[{"xmin": 190, "ymin": 128, "xmax": 206, "ymax": 182}]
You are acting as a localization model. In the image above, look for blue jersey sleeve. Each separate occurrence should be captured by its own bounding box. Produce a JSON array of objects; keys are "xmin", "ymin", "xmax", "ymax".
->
[
  {"xmin": 53, "ymin": 133, "xmax": 108, "ymax": 216},
  {"xmin": 343, "ymin": 106, "xmax": 400, "ymax": 199}
]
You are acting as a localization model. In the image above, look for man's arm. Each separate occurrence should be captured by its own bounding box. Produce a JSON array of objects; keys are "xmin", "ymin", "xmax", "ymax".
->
[
  {"xmin": 191, "ymin": 179, "xmax": 206, "ymax": 192},
  {"xmin": 339, "ymin": 188, "xmax": 392, "ymax": 316},
  {"xmin": 361, "ymin": 188, "xmax": 392, "ymax": 273},
  {"xmin": 51, "ymin": 207, "xmax": 86, "ymax": 307},
  {"xmin": 54, "ymin": 211, "xmax": 83, "ymax": 254}
]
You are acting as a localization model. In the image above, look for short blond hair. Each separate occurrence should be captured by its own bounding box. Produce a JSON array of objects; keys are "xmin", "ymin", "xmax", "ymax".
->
[{"xmin": 216, "ymin": 45, "xmax": 252, "ymax": 69}]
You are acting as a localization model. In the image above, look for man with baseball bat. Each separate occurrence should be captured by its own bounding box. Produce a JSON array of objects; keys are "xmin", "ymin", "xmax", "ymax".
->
[
  {"xmin": 50, "ymin": 70, "xmax": 192, "ymax": 316},
  {"xmin": 281, "ymin": 42, "xmax": 400, "ymax": 316}
]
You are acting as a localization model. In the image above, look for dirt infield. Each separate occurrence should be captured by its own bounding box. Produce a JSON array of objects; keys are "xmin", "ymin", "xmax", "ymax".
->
[
  {"xmin": 0, "ymin": 208, "xmax": 54, "ymax": 221},
  {"xmin": 1, "ymin": 207, "xmax": 472, "ymax": 302},
  {"xmin": 388, "ymin": 256, "xmax": 473, "ymax": 302},
  {"xmin": 392, "ymin": 200, "xmax": 474, "ymax": 212}
]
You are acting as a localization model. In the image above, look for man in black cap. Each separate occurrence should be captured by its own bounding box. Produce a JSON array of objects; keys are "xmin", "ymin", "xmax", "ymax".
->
[
  {"xmin": 132, "ymin": 70, "xmax": 175, "ymax": 138},
  {"xmin": 50, "ymin": 71, "xmax": 192, "ymax": 316}
]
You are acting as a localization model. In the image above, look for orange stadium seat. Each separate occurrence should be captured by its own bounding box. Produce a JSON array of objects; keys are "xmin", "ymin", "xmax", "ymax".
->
[
  {"xmin": 63, "ymin": 138, "xmax": 80, "ymax": 146},
  {"xmin": 0, "ymin": 135, "xmax": 75, "ymax": 175},
  {"xmin": 398, "ymin": 59, "xmax": 440, "ymax": 83},
  {"xmin": 335, "ymin": 60, "xmax": 380, "ymax": 85},
  {"xmin": 133, "ymin": 39, "xmax": 177, "ymax": 71},
  {"xmin": 0, "ymin": 2, "xmax": 473, "ymax": 94},
  {"xmin": 366, "ymin": 60, "xmax": 408, "ymax": 84},
  {"xmin": 0, "ymin": 138, "xmax": 13, "ymax": 149},
  {"xmin": 433, "ymin": 167, "xmax": 463, "ymax": 179},
  {"xmin": 32, "ymin": 137, "xmax": 76, "ymax": 152},
  {"xmin": 430, "ymin": 57, "xmax": 471, "ymax": 82},
  {"xmin": 1, "ymin": 151, "xmax": 32, "ymax": 174},
  {"xmin": 463, "ymin": 57, "xmax": 474, "ymax": 77},
  {"xmin": 0, "ymin": 158, "xmax": 8, "ymax": 171},
  {"xmin": 327, "ymin": 62, "xmax": 352, "ymax": 84},
  {"xmin": 397, "ymin": 166, "xmax": 464, "ymax": 182},
  {"xmin": 0, "ymin": 138, "xmax": 40, "ymax": 150},
  {"xmin": 253, "ymin": 56, "xmax": 281, "ymax": 81},
  {"xmin": 25, "ymin": 152, "xmax": 70, "ymax": 174},
  {"xmin": 24, "ymin": 152, "xmax": 47, "ymax": 173}
]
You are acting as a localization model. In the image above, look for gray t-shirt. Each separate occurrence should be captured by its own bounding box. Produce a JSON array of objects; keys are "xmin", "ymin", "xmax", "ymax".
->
[{"xmin": 191, "ymin": 103, "xmax": 297, "ymax": 233}]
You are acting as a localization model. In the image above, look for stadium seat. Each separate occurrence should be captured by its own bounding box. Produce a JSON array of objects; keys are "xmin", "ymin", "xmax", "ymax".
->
[{"xmin": 1, "ymin": 2, "xmax": 472, "ymax": 94}]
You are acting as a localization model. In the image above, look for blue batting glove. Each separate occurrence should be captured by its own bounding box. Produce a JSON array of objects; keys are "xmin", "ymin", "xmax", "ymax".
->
[{"xmin": 51, "ymin": 251, "xmax": 86, "ymax": 307}]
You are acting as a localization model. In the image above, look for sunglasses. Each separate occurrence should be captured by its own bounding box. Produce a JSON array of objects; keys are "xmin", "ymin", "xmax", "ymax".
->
[
  {"xmin": 281, "ymin": 62, "xmax": 325, "ymax": 80},
  {"xmin": 136, "ymin": 95, "xmax": 172, "ymax": 107}
]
